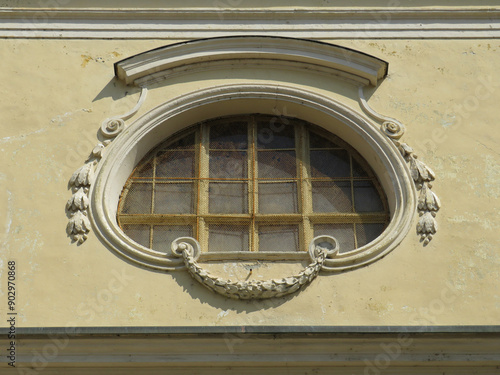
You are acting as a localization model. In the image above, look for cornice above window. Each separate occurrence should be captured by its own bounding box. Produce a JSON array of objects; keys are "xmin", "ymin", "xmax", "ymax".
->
[{"xmin": 114, "ymin": 36, "xmax": 388, "ymax": 87}]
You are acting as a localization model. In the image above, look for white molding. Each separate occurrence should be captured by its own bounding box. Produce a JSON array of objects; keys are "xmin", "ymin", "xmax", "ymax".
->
[
  {"xmin": 1, "ymin": 8, "xmax": 500, "ymax": 39},
  {"xmin": 115, "ymin": 36, "xmax": 388, "ymax": 87},
  {"xmin": 89, "ymin": 84, "xmax": 416, "ymax": 272}
]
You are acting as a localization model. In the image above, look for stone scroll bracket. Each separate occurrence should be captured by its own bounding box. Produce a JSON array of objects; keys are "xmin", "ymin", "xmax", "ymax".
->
[
  {"xmin": 66, "ymin": 87, "xmax": 148, "ymax": 244},
  {"xmin": 171, "ymin": 236, "xmax": 340, "ymax": 300},
  {"xmin": 100, "ymin": 87, "xmax": 148, "ymax": 139},
  {"xmin": 358, "ymin": 87, "xmax": 441, "ymax": 245}
]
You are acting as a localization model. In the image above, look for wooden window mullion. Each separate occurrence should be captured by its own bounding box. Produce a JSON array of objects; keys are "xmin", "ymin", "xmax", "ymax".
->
[
  {"xmin": 197, "ymin": 124, "xmax": 210, "ymax": 251},
  {"xmin": 299, "ymin": 123, "xmax": 314, "ymax": 251},
  {"xmin": 250, "ymin": 116, "xmax": 258, "ymax": 252},
  {"xmin": 349, "ymin": 154, "xmax": 359, "ymax": 248}
]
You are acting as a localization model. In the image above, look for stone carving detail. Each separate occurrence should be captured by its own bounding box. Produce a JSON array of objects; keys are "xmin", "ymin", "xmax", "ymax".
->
[
  {"xmin": 101, "ymin": 118, "xmax": 125, "ymax": 138},
  {"xmin": 381, "ymin": 121, "xmax": 405, "ymax": 140},
  {"xmin": 66, "ymin": 210, "xmax": 92, "ymax": 244},
  {"xmin": 67, "ymin": 158, "xmax": 101, "ymax": 244},
  {"xmin": 66, "ymin": 88, "xmax": 148, "ymax": 244},
  {"xmin": 397, "ymin": 142, "xmax": 440, "ymax": 244},
  {"xmin": 359, "ymin": 87, "xmax": 440, "ymax": 245},
  {"xmin": 171, "ymin": 236, "xmax": 339, "ymax": 299}
]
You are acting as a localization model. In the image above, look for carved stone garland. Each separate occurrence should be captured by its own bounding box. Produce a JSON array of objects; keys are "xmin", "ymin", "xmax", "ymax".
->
[
  {"xmin": 66, "ymin": 88, "xmax": 148, "ymax": 244},
  {"xmin": 359, "ymin": 87, "xmax": 440, "ymax": 245},
  {"xmin": 172, "ymin": 236, "xmax": 339, "ymax": 300}
]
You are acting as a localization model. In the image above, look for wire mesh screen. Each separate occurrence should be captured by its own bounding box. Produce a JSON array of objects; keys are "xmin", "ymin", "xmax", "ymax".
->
[{"xmin": 117, "ymin": 115, "xmax": 389, "ymax": 254}]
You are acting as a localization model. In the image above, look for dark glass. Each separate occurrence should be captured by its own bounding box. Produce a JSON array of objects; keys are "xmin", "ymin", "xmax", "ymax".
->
[
  {"xmin": 356, "ymin": 223, "xmax": 385, "ymax": 247},
  {"xmin": 309, "ymin": 131, "xmax": 339, "ymax": 149},
  {"xmin": 155, "ymin": 151, "xmax": 195, "ymax": 178},
  {"xmin": 209, "ymin": 182, "xmax": 248, "ymax": 214},
  {"xmin": 121, "ymin": 183, "xmax": 152, "ymax": 214},
  {"xmin": 209, "ymin": 151, "xmax": 247, "ymax": 179},
  {"xmin": 121, "ymin": 224, "xmax": 150, "ymax": 248},
  {"xmin": 310, "ymin": 150, "xmax": 350, "ymax": 178},
  {"xmin": 154, "ymin": 182, "xmax": 194, "ymax": 214},
  {"xmin": 257, "ymin": 120, "xmax": 295, "ymax": 149},
  {"xmin": 259, "ymin": 225, "xmax": 299, "ymax": 252},
  {"xmin": 258, "ymin": 150, "xmax": 296, "ymax": 179},
  {"xmin": 209, "ymin": 225, "xmax": 249, "ymax": 252},
  {"xmin": 258, "ymin": 182, "xmax": 298, "ymax": 214},
  {"xmin": 354, "ymin": 181, "xmax": 385, "ymax": 212},
  {"xmin": 165, "ymin": 132, "xmax": 196, "ymax": 150},
  {"xmin": 312, "ymin": 181, "xmax": 352, "ymax": 212},
  {"xmin": 209, "ymin": 122, "xmax": 248, "ymax": 150}
]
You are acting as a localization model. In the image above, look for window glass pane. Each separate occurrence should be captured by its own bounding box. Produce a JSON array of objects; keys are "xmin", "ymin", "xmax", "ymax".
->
[
  {"xmin": 314, "ymin": 224, "xmax": 355, "ymax": 253},
  {"xmin": 209, "ymin": 183, "xmax": 248, "ymax": 214},
  {"xmin": 209, "ymin": 225, "xmax": 249, "ymax": 252},
  {"xmin": 257, "ymin": 121, "xmax": 295, "ymax": 149},
  {"xmin": 122, "ymin": 224, "xmax": 150, "ymax": 248},
  {"xmin": 312, "ymin": 181, "xmax": 352, "ymax": 212},
  {"xmin": 209, "ymin": 151, "xmax": 247, "ymax": 179},
  {"xmin": 165, "ymin": 132, "xmax": 195, "ymax": 150},
  {"xmin": 209, "ymin": 121, "xmax": 247, "ymax": 149},
  {"xmin": 352, "ymin": 157, "xmax": 370, "ymax": 178},
  {"xmin": 152, "ymin": 225, "xmax": 193, "ymax": 254},
  {"xmin": 258, "ymin": 150, "xmax": 296, "ymax": 179},
  {"xmin": 258, "ymin": 182, "xmax": 298, "ymax": 214},
  {"xmin": 310, "ymin": 150, "xmax": 350, "ymax": 178},
  {"xmin": 354, "ymin": 181, "xmax": 385, "ymax": 212},
  {"xmin": 155, "ymin": 151, "xmax": 195, "ymax": 178},
  {"xmin": 309, "ymin": 131, "xmax": 339, "ymax": 149},
  {"xmin": 356, "ymin": 223, "xmax": 385, "ymax": 247},
  {"xmin": 133, "ymin": 160, "xmax": 154, "ymax": 178},
  {"xmin": 121, "ymin": 183, "xmax": 152, "ymax": 214},
  {"xmin": 259, "ymin": 225, "xmax": 299, "ymax": 252},
  {"xmin": 154, "ymin": 182, "xmax": 194, "ymax": 214}
]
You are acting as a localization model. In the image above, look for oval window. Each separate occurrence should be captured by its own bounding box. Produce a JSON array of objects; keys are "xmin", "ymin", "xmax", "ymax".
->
[{"xmin": 117, "ymin": 115, "xmax": 389, "ymax": 256}]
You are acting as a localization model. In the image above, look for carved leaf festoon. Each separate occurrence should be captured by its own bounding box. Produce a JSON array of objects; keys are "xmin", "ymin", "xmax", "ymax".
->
[
  {"xmin": 359, "ymin": 87, "xmax": 440, "ymax": 245},
  {"xmin": 66, "ymin": 88, "xmax": 148, "ymax": 244},
  {"xmin": 171, "ymin": 236, "xmax": 340, "ymax": 300}
]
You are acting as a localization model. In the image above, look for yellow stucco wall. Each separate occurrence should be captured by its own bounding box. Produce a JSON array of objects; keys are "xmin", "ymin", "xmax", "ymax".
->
[{"xmin": 0, "ymin": 36, "xmax": 498, "ymax": 327}]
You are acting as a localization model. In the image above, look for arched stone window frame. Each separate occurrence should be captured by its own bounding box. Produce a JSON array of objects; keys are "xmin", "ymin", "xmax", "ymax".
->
[{"xmin": 67, "ymin": 36, "xmax": 438, "ymax": 299}]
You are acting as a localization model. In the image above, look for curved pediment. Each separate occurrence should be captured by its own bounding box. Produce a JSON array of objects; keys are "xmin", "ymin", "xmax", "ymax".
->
[{"xmin": 114, "ymin": 36, "xmax": 388, "ymax": 87}]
